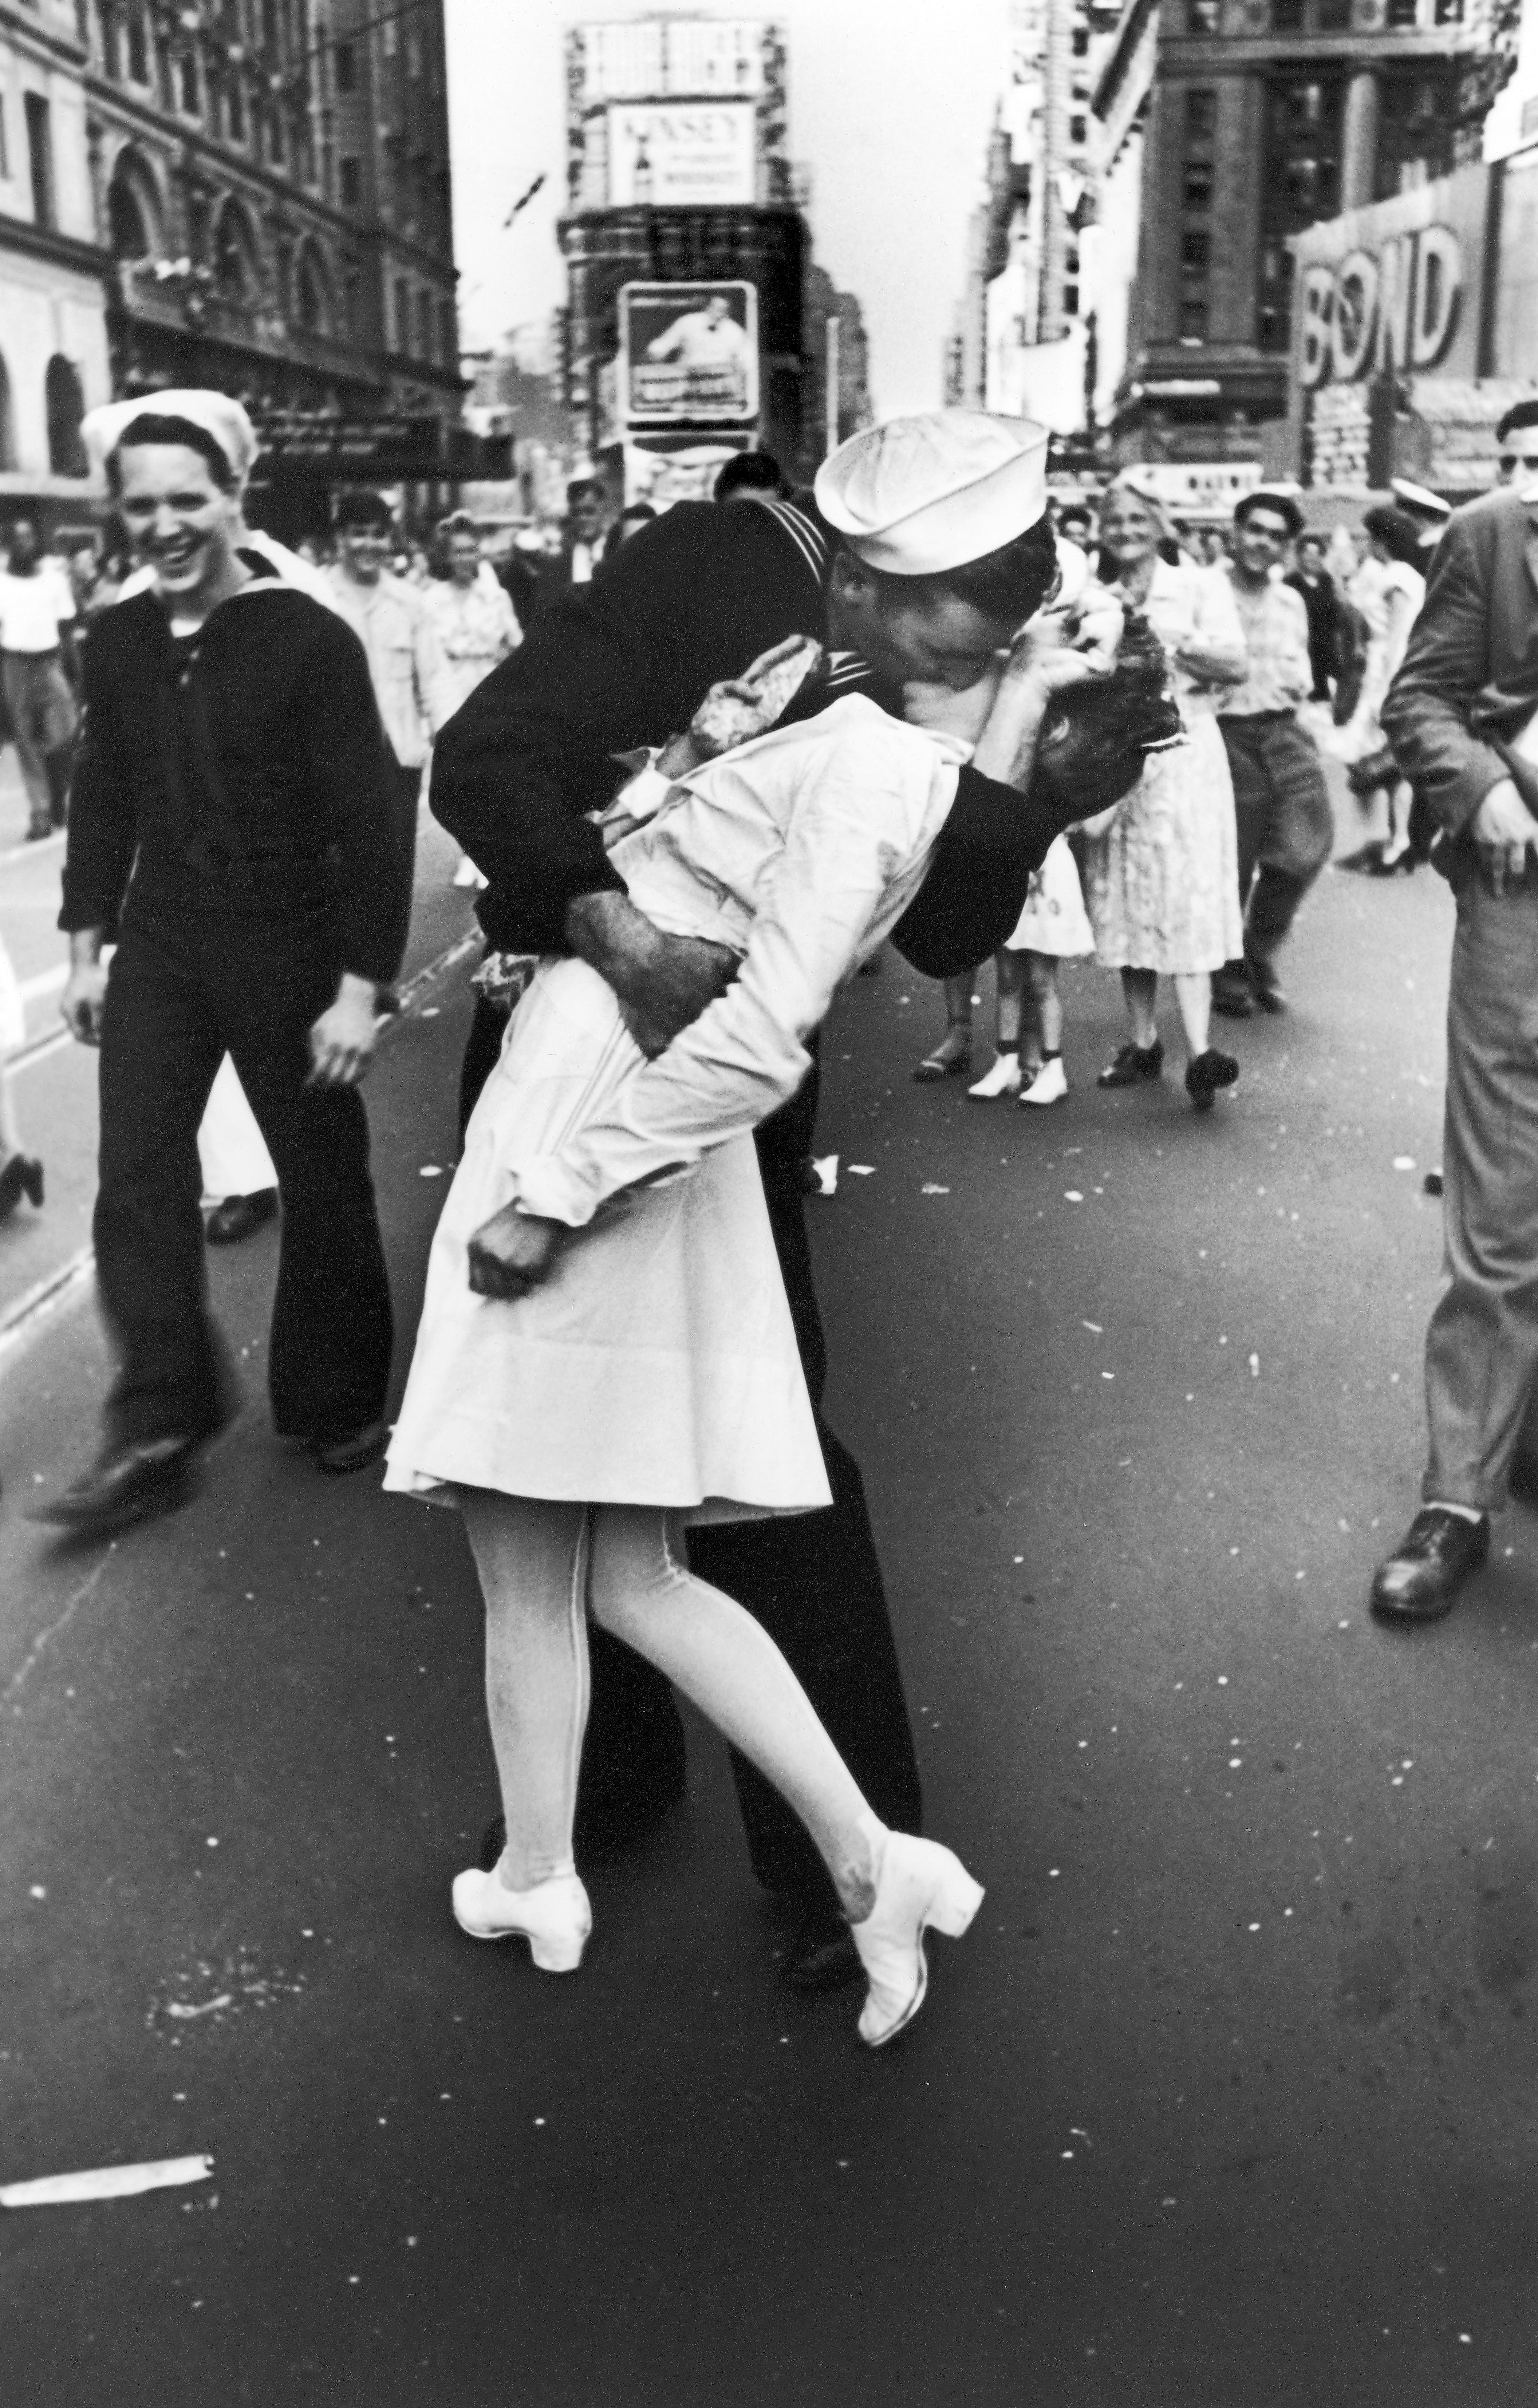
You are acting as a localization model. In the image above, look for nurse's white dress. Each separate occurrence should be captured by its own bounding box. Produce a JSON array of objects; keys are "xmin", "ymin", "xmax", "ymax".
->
[{"xmin": 386, "ymin": 697, "xmax": 968, "ymax": 1524}]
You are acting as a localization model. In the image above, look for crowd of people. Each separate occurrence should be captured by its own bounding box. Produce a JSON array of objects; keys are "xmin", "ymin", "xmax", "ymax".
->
[{"xmin": 5, "ymin": 383, "xmax": 1538, "ymax": 2058}]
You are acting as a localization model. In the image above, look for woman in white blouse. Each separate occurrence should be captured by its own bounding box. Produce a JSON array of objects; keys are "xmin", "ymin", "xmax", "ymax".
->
[
  {"xmin": 426, "ymin": 515, "xmax": 520, "ymax": 887},
  {"xmin": 1081, "ymin": 479, "xmax": 1249, "ymax": 1112},
  {"xmin": 384, "ymin": 613, "xmax": 1140, "ymax": 2049}
]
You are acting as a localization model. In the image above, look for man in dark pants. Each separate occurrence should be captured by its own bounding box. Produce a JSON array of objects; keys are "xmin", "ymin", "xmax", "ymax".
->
[
  {"xmin": 1211, "ymin": 490, "xmax": 1334, "ymax": 1018},
  {"xmin": 39, "ymin": 397, "xmax": 402, "ymax": 1535},
  {"xmin": 438, "ymin": 411, "xmax": 1108, "ymax": 1987}
]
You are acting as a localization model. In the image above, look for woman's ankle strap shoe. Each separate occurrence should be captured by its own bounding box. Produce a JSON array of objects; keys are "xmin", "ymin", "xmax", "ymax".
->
[
  {"xmin": 849, "ymin": 1830, "xmax": 984, "ymax": 2049},
  {"xmin": 451, "ymin": 1866, "xmax": 592, "ymax": 1973}
]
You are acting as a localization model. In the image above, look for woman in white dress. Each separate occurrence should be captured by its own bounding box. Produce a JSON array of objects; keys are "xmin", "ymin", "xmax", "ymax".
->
[
  {"xmin": 386, "ymin": 612, "xmax": 1139, "ymax": 2048},
  {"xmin": 1330, "ymin": 506, "xmax": 1426, "ymax": 874},
  {"xmin": 1081, "ymin": 480, "xmax": 1249, "ymax": 1113}
]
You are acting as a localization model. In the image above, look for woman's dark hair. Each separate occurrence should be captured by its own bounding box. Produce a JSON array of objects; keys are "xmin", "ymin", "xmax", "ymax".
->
[
  {"xmin": 1033, "ymin": 608, "xmax": 1184, "ymax": 816},
  {"xmin": 106, "ymin": 414, "xmax": 236, "ymax": 495},
  {"xmin": 1362, "ymin": 505, "xmax": 1424, "ymax": 568},
  {"xmin": 714, "ymin": 450, "xmax": 785, "ymax": 501},
  {"xmin": 866, "ymin": 510, "xmax": 1060, "ymax": 626},
  {"xmin": 335, "ymin": 487, "xmax": 395, "ymax": 534}
]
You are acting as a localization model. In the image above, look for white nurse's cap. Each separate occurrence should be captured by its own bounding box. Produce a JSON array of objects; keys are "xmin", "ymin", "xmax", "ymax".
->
[
  {"xmin": 815, "ymin": 410, "xmax": 1049, "ymax": 577},
  {"xmin": 82, "ymin": 389, "xmax": 257, "ymax": 486}
]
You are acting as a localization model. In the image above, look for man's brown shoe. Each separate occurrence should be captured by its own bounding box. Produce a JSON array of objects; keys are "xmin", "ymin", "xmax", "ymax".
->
[{"xmin": 1370, "ymin": 1507, "xmax": 1490, "ymax": 1623}]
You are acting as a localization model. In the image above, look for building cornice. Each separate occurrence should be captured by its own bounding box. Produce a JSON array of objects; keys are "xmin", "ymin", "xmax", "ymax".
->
[
  {"xmin": 1159, "ymin": 29, "xmax": 1480, "ymax": 69},
  {"xmin": 0, "ymin": 206, "xmax": 111, "ymax": 284},
  {"xmin": 1094, "ymin": 0, "xmax": 1161, "ymax": 122},
  {"xmin": 0, "ymin": 4, "xmax": 87, "ymax": 72}
]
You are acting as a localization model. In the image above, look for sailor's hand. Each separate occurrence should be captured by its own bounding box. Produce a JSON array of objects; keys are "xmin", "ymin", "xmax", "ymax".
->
[
  {"xmin": 565, "ymin": 892, "xmax": 736, "ymax": 1058},
  {"xmin": 60, "ymin": 960, "xmax": 108, "ymax": 1046},
  {"xmin": 466, "ymin": 1204, "xmax": 562, "ymax": 1299},
  {"xmin": 307, "ymin": 973, "xmax": 379, "ymax": 1087},
  {"xmin": 1471, "ymin": 778, "xmax": 1537, "ymax": 898}
]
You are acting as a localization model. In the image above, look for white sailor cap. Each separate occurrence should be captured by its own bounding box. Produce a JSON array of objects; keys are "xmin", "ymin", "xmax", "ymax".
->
[
  {"xmin": 1389, "ymin": 477, "xmax": 1451, "ymax": 521},
  {"xmin": 815, "ymin": 410, "xmax": 1049, "ymax": 577},
  {"xmin": 83, "ymin": 389, "xmax": 257, "ymax": 487}
]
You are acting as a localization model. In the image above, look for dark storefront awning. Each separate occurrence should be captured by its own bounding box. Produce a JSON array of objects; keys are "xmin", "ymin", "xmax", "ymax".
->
[{"xmin": 247, "ymin": 413, "xmax": 512, "ymax": 484}]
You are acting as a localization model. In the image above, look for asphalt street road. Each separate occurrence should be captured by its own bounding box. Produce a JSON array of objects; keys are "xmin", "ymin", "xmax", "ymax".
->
[{"xmin": 2, "ymin": 830, "xmax": 1535, "ymax": 2407}]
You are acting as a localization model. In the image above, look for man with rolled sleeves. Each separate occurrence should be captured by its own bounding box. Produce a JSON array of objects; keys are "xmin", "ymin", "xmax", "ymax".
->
[
  {"xmin": 434, "ymin": 410, "xmax": 1133, "ymax": 1986},
  {"xmin": 1371, "ymin": 470, "xmax": 1538, "ymax": 1619}
]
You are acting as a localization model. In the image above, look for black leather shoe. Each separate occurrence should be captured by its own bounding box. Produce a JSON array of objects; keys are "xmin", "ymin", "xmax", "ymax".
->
[
  {"xmin": 0, "ymin": 1154, "xmax": 43, "ymax": 1219},
  {"xmin": 1247, "ymin": 959, "xmax": 1287, "ymax": 1014},
  {"xmin": 1370, "ymin": 1507, "xmax": 1490, "ymax": 1623},
  {"xmin": 1211, "ymin": 983, "xmax": 1255, "ymax": 1019},
  {"xmin": 1098, "ymin": 1039, "xmax": 1164, "ymax": 1089},
  {"xmin": 780, "ymin": 1903, "xmax": 863, "ymax": 1993},
  {"xmin": 31, "ymin": 1434, "xmax": 205, "ymax": 1535},
  {"xmin": 205, "ymin": 1189, "xmax": 278, "ymax": 1245},
  {"xmin": 1185, "ymin": 1048, "xmax": 1239, "ymax": 1112},
  {"xmin": 314, "ymin": 1418, "xmax": 389, "ymax": 1475}
]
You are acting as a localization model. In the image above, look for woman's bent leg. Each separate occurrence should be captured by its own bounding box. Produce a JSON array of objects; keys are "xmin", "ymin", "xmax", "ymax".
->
[
  {"xmin": 588, "ymin": 1507, "xmax": 880, "ymax": 1919},
  {"xmin": 460, "ymin": 1489, "xmax": 591, "ymax": 1891}
]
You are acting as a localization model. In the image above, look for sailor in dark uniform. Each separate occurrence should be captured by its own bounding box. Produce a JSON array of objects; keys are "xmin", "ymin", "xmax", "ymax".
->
[{"xmin": 434, "ymin": 411, "xmax": 1119, "ymax": 1989}]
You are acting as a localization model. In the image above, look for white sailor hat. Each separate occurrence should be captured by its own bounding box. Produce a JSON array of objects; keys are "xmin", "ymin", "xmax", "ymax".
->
[
  {"xmin": 82, "ymin": 389, "xmax": 257, "ymax": 487},
  {"xmin": 1389, "ymin": 477, "xmax": 1451, "ymax": 521},
  {"xmin": 815, "ymin": 410, "xmax": 1049, "ymax": 577}
]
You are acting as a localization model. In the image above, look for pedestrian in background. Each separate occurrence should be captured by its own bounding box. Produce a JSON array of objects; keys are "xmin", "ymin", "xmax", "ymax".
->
[
  {"xmin": 1285, "ymin": 530, "xmax": 1340, "ymax": 703},
  {"xmin": 1211, "ymin": 489, "xmax": 1334, "ymax": 1018},
  {"xmin": 0, "ymin": 516, "xmax": 79, "ymax": 840},
  {"xmin": 958, "ymin": 833, "xmax": 1095, "ymax": 1105},
  {"xmin": 1083, "ymin": 477, "xmax": 1247, "ymax": 1112},
  {"xmin": 426, "ymin": 512, "xmax": 520, "ymax": 891},
  {"xmin": 713, "ymin": 450, "xmax": 788, "ymax": 505},
  {"xmin": 39, "ymin": 394, "xmax": 403, "ymax": 1536},
  {"xmin": 603, "ymin": 501, "xmax": 658, "ymax": 558},
  {"xmin": 1370, "ymin": 466, "xmax": 1538, "ymax": 1621},
  {"xmin": 1332, "ymin": 506, "xmax": 1425, "ymax": 875},
  {"xmin": 328, "ymin": 490, "xmax": 455, "ymax": 960},
  {"xmin": 531, "ymin": 478, "xmax": 608, "ymax": 612}
]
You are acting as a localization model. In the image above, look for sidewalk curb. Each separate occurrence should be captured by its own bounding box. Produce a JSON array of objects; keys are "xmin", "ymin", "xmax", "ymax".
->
[{"xmin": 0, "ymin": 928, "xmax": 482, "ymax": 1380}]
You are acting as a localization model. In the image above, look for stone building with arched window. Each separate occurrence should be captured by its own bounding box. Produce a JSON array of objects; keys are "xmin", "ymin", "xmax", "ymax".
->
[{"xmin": 0, "ymin": 0, "xmax": 113, "ymax": 536}]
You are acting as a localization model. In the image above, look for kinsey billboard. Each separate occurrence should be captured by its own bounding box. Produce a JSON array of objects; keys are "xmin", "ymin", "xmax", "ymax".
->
[
  {"xmin": 618, "ymin": 281, "xmax": 758, "ymax": 425},
  {"xmin": 606, "ymin": 100, "xmax": 757, "ymax": 206}
]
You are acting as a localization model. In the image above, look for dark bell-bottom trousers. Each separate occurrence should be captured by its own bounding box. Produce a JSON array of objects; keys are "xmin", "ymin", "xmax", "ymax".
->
[
  {"xmin": 1216, "ymin": 712, "xmax": 1334, "ymax": 994},
  {"xmin": 457, "ymin": 990, "xmax": 923, "ymax": 1913},
  {"xmin": 94, "ymin": 896, "xmax": 393, "ymax": 1451},
  {"xmin": 1423, "ymin": 864, "xmax": 1538, "ymax": 1513}
]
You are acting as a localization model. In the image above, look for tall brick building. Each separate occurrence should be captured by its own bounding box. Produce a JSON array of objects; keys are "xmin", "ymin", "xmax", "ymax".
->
[
  {"xmin": 1098, "ymin": 0, "xmax": 1500, "ymax": 466},
  {"xmin": 85, "ymin": 0, "xmax": 460, "ymax": 423}
]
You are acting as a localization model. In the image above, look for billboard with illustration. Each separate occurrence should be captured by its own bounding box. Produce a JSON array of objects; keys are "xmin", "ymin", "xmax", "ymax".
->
[{"xmin": 618, "ymin": 281, "xmax": 758, "ymax": 425}]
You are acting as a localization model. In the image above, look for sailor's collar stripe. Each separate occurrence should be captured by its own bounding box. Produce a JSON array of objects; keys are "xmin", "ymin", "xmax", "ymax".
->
[{"xmin": 761, "ymin": 499, "xmax": 830, "ymax": 589}]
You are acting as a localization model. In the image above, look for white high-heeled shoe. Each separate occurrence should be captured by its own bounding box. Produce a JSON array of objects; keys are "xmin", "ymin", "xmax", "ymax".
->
[
  {"xmin": 967, "ymin": 1053, "xmax": 1023, "ymax": 1100},
  {"xmin": 451, "ymin": 1865, "xmax": 592, "ymax": 1973},
  {"xmin": 1020, "ymin": 1055, "xmax": 1068, "ymax": 1107},
  {"xmin": 849, "ymin": 1825, "xmax": 985, "ymax": 2048}
]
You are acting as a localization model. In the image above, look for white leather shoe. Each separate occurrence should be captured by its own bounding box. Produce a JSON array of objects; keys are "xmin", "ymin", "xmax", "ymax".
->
[
  {"xmin": 849, "ymin": 1827, "xmax": 984, "ymax": 2048},
  {"xmin": 967, "ymin": 1054, "xmax": 1023, "ymax": 1100},
  {"xmin": 1020, "ymin": 1056, "xmax": 1068, "ymax": 1106},
  {"xmin": 451, "ymin": 1866, "xmax": 592, "ymax": 1973}
]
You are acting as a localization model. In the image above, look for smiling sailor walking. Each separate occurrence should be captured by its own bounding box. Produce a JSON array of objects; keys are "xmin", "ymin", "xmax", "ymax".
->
[{"xmin": 36, "ymin": 392, "xmax": 403, "ymax": 1535}]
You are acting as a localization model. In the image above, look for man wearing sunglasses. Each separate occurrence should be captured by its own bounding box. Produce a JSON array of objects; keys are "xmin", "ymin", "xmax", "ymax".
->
[{"xmin": 1370, "ymin": 405, "xmax": 1538, "ymax": 1621}]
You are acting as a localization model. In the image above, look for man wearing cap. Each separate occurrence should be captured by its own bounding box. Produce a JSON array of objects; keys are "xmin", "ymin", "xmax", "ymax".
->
[
  {"xmin": 1390, "ymin": 477, "xmax": 1452, "ymax": 568},
  {"xmin": 40, "ymin": 394, "xmax": 402, "ymax": 1533},
  {"xmin": 1368, "ymin": 446, "xmax": 1538, "ymax": 1621},
  {"xmin": 433, "ymin": 410, "xmax": 1125, "ymax": 1991},
  {"xmin": 1211, "ymin": 489, "xmax": 1334, "ymax": 1019}
]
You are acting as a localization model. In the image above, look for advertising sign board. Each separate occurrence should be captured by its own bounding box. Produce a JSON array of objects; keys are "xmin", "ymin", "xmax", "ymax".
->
[
  {"xmin": 607, "ymin": 100, "xmax": 756, "ymax": 206},
  {"xmin": 618, "ymin": 281, "xmax": 758, "ymax": 425}
]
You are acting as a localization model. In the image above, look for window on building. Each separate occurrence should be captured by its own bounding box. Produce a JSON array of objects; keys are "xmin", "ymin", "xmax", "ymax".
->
[
  {"xmin": 438, "ymin": 296, "xmax": 456, "ymax": 365},
  {"xmin": 180, "ymin": 50, "xmax": 201, "ymax": 114},
  {"xmin": 1183, "ymin": 230, "xmax": 1210, "ymax": 268},
  {"xmin": 1271, "ymin": 0, "xmax": 1303, "ymax": 28},
  {"xmin": 268, "ymin": 107, "xmax": 284, "ymax": 164},
  {"xmin": 1179, "ymin": 87, "xmax": 1216, "ymax": 344},
  {"xmin": 1433, "ymin": 0, "xmax": 1463, "ymax": 23},
  {"xmin": 1375, "ymin": 67, "xmax": 1458, "ymax": 195},
  {"xmin": 45, "ymin": 355, "xmax": 87, "ymax": 475},
  {"xmin": 340, "ymin": 155, "xmax": 360, "ymax": 205},
  {"xmin": 334, "ymin": 41, "xmax": 355, "ymax": 93},
  {"xmin": 228, "ymin": 77, "xmax": 245, "ymax": 141},
  {"xmin": 1179, "ymin": 299, "xmax": 1210, "ymax": 339},
  {"xmin": 395, "ymin": 277, "xmax": 410, "ymax": 351},
  {"xmin": 1385, "ymin": 0, "xmax": 1419, "ymax": 23},
  {"xmin": 1070, "ymin": 114, "xmax": 1087, "ymax": 143},
  {"xmin": 382, "ymin": 14, "xmax": 398, "ymax": 53},
  {"xmin": 1187, "ymin": 0, "xmax": 1219, "ymax": 27},
  {"xmin": 1256, "ymin": 70, "xmax": 1342, "ymax": 349},
  {"xmin": 1072, "ymin": 23, "xmax": 1089, "ymax": 51},
  {"xmin": 1183, "ymin": 160, "xmax": 1212, "ymax": 207},
  {"xmin": 407, "ymin": 31, "xmax": 422, "ymax": 77},
  {"xmin": 1316, "ymin": 0, "xmax": 1351, "ymax": 25},
  {"xmin": 127, "ymin": 8, "xmax": 148, "ymax": 82},
  {"xmin": 107, "ymin": 163, "xmax": 153, "ymax": 257},
  {"xmin": 1186, "ymin": 89, "xmax": 1216, "ymax": 139},
  {"xmin": 23, "ymin": 93, "xmax": 54, "ymax": 230}
]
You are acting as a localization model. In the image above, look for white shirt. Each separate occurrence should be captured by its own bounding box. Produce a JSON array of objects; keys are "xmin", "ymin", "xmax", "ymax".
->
[
  {"xmin": 424, "ymin": 571, "xmax": 520, "ymax": 715},
  {"xmin": 0, "ymin": 561, "xmax": 76, "ymax": 653},
  {"xmin": 1138, "ymin": 556, "xmax": 1248, "ymax": 721},
  {"xmin": 512, "ymin": 697, "xmax": 970, "ymax": 1227},
  {"xmin": 326, "ymin": 567, "xmax": 456, "ymax": 768},
  {"xmin": 647, "ymin": 311, "xmax": 749, "ymax": 371}
]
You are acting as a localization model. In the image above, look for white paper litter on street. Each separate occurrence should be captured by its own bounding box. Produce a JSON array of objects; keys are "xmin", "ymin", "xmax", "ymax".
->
[
  {"xmin": 807, "ymin": 1154, "xmax": 839, "ymax": 1195},
  {"xmin": 1, "ymin": 2154, "xmax": 213, "ymax": 2208},
  {"xmin": 848, "ymin": 1164, "xmax": 875, "ymax": 1176},
  {"xmin": 921, "ymin": 1183, "xmax": 950, "ymax": 1195}
]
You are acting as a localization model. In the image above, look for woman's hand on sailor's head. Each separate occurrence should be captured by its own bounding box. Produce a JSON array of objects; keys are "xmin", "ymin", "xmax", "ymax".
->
[{"xmin": 466, "ymin": 1205, "xmax": 563, "ymax": 1300}]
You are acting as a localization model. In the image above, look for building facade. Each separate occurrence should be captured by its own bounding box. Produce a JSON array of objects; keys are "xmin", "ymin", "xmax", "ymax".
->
[
  {"xmin": 82, "ymin": 0, "xmax": 459, "ymax": 418},
  {"xmin": 0, "ymin": 0, "xmax": 113, "ymax": 530},
  {"xmin": 1100, "ymin": 0, "xmax": 1511, "ymax": 469}
]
